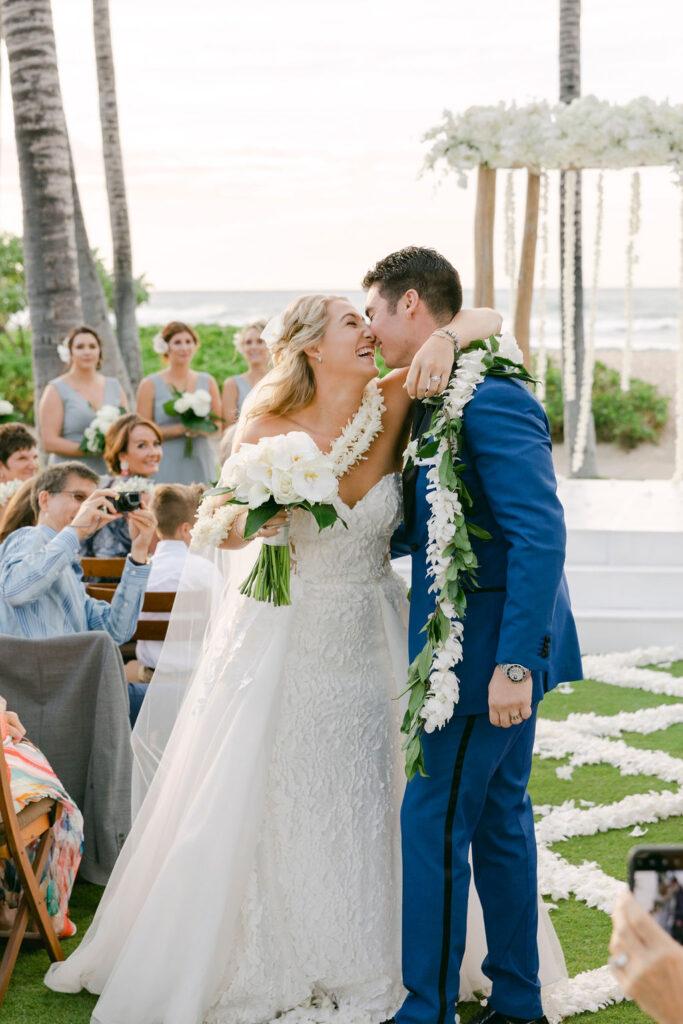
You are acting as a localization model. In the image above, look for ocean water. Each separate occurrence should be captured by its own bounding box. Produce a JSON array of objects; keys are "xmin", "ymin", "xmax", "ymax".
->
[{"xmin": 138, "ymin": 288, "xmax": 681, "ymax": 352}]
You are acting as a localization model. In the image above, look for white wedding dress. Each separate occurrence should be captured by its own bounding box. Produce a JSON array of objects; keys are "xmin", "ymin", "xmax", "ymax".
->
[{"xmin": 46, "ymin": 472, "xmax": 565, "ymax": 1024}]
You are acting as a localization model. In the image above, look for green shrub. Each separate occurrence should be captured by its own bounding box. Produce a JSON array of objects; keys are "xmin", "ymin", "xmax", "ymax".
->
[
  {"xmin": 0, "ymin": 328, "xmax": 34, "ymax": 424},
  {"xmin": 539, "ymin": 359, "xmax": 669, "ymax": 450}
]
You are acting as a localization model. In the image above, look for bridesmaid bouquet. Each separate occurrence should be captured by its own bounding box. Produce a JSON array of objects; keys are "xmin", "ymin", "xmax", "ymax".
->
[
  {"xmin": 162, "ymin": 387, "xmax": 220, "ymax": 457},
  {"xmin": 79, "ymin": 404, "xmax": 125, "ymax": 456},
  {"xmin": 198, "ymin": 432, "xmax": 342, "ymax": 606},
  {"xmin": 0, "ymin": 398, "xmax": 16, "ymax": 424}
]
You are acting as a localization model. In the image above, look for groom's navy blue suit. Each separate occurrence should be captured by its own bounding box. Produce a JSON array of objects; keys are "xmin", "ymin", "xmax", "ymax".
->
[{"xmin": 393, "ymin": 375, "xmax": 582, "ymax": 1023}]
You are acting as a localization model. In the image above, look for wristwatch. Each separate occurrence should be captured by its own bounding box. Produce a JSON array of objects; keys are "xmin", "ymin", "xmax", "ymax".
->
[
  {"xmin": 497, "ymin": 663, "xmax": 530, "ymax": 683},
  {"xmin": 435, "ymin": 327, "xmax": 461, "ymax": 353}
]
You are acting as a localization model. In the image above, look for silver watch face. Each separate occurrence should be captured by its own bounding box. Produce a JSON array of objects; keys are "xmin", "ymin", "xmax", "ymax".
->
[{"xmin": 506, "ymin": 664, "xmax": 527, "ymax": 683}]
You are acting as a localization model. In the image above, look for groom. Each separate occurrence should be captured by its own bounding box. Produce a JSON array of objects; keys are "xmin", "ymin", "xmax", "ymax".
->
[{"xmin": 363, "ymin": 247, "xmax": 582, "ymax": 1024}]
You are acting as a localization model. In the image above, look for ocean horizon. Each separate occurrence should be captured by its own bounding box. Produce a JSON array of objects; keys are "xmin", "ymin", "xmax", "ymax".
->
[{"xmin": 138, "ymin": 287, "xmax": 681, "ymax": 352}]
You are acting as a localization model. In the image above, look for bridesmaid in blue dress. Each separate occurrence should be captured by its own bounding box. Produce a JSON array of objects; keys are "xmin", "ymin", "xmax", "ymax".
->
[
  {"xmin": 38, "ymin": 326, "xmax": 128, "ymax": 475},
  {"xmin": 221, "ymin": 318, "xmax": 270, "ymax": 427},
  {"xmin": 137, "ymin": 321, "xmax": 221, "ymax": 485}
]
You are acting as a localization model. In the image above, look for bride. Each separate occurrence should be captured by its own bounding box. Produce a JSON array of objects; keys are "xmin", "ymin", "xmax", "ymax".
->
[{"xmin": 45, "ymin": 295, "xmax": 563, "ymax": 1024}]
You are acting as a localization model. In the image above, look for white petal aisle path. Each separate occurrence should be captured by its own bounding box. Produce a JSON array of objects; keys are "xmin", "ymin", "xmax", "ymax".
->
[{"xmin": 531, "ymin": 645, "xmax": 683, "ymax": 1023}]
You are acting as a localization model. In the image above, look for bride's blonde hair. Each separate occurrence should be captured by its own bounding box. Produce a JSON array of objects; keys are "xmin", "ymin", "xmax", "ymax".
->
[{"xmin": 243, "ymin": 294, "xmax": 344, "ymax": 424}]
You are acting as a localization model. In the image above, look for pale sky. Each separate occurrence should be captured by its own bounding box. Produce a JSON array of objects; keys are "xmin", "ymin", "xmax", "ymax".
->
[{"xmin": 0, "ymin": 0, "xmax": 681, "ymax": 291}]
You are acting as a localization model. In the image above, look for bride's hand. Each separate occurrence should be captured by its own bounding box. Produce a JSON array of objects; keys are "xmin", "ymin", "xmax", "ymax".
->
[
  {"xmin": 232, "ymin": 507, "xmax": 290, "ymax": 543},
  {"xmin": 405, "ymin": 307, "xmax": 503, "ymax": 400},
  {"xmin": 257, "ymin": 509, "xmax": 289, "ymax": 539}
]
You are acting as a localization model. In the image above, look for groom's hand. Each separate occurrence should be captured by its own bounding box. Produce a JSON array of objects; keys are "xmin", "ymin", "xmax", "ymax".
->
[{"xmin": 488, "ymin": 667, "xmax": 533, "ymax": 728}]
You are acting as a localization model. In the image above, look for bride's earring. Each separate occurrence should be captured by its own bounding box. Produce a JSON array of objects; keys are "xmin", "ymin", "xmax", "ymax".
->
[
  {"xmin": 317, "ymin": 355, "xmax": 322, "ymax": 363},
  {"xmin": 120, "ymin": 459, "xmax": 130, "ymax": 478}
]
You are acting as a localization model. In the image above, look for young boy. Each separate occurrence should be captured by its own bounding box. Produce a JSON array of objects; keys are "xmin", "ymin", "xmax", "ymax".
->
[{"xmin": 135, "ymin": 483, "xmax": 211, "ymax": 680}]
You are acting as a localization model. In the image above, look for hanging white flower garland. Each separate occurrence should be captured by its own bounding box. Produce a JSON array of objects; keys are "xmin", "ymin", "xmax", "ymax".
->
[
  {"xmin": 536, "ymin": 171, "xmax": 550, "ymax": 405},
  {"xmin": 675, "ymin": 182, "xmax": 683, "ymax": 483},
  {"xmin": 572, "ymin": 171, "xmax": 603, "ymax": 473},
  {"xmin": 504, "ymin": 171, "xmax": 517, "ymax": 327},
  {"xmin": 192, "ymin": 380, "xmax": 386, "ymax": 548},
  {"xmin": 0, "ymin": 478, "xmax": 24, "ymax": 506},
  {"xmin": 621, "ymin": 170, "xmax": 641, "ymax": 392},
  {"xmin": 561, "ymin": 170, "xmax": 577, "ymax": 404},
  {"xmin": 400, "ymin": 334, "xmax": 534, "ymax": 780}
]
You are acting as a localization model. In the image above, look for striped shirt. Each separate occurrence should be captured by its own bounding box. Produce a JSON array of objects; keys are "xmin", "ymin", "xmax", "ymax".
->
[{"xmin": 0, "ymin": 525, "xmax": 150, "ymax": 644}]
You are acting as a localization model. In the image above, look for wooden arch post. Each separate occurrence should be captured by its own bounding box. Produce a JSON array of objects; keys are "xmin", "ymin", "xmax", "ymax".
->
[
  {"xmin": 474, "ymin": 165, "xmax": 496, "ymax": 307},
  {"xmin": 513, "ymin": 169, "xmax": 541, "ymax": 370}
]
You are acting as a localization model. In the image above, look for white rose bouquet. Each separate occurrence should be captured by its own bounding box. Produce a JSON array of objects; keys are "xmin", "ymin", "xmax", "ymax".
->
[
  {"xmin": 197, "ymin": 431, "xmax": 343, "ymax": 605},
  {"xmin": 162, "ymin": 387, "xmax": 220, "ymax": 456},
  {"xmin": 0, "ymin": 398, "xmax": 16, "ymax": 424},
  {"xmin": 79, "ymin": 404, "xmax": 125, "ymax": 456}
]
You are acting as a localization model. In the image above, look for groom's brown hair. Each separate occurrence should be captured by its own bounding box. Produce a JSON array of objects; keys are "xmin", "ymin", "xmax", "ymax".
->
[{"xmin": 362, "ymin": 246, "xmax": 462, "ymax": 320}]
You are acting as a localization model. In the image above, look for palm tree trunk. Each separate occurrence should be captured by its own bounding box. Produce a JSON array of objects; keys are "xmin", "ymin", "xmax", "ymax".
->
[
  {"xmin": 92, "ymin": 0, "xmax": 142, "ymax": 390},
  {"xmin": 559, "ymin": 0, "xmax": 597, "ymax": 476},
  {"xmin": 2, "ymin": 0, "xmax": 83, "ymax": 420},
  {"xmin": 70, "ymin": 153, "xmax": 133, "ymax": 403}
]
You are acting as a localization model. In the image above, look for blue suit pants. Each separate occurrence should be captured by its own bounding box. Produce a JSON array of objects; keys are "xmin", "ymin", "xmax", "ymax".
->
[{"xmin": 396, "ymin": 707, "xmax": 542, "ymax": 1024}]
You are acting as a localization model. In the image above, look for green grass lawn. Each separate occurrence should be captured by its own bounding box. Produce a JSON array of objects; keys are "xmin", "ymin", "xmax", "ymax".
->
[{"xmin": 5, "ymin": 661, "xmax": 683, "ymax": 1022}]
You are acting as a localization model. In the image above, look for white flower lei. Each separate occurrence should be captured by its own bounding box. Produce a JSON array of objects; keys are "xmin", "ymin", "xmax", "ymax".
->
[
  {"xmin": 0, "ymin": 478, "xmax": 24, "ymax": 505},
  {"xmin": 562, "ymin": 169, "xmax": 577, "ymax": 404},
  {"xmin": 113, "ymin": 475, "xmax": 155, "ymax": 495},
  {"xmin": 571, "ymin": 170, "xmax": 603, "ymax": 473},
  {"xmin": 401, "ymin": 334, "xmax": 532, "ymax": 780},
  {"xmin": 536, "ymin": 171, "xmax": 550, "ymax": 405},
  {"xmin": 191, "ymin": 379, "xmax": 385, "ymax": 548},
  {"xmin": 621, "ymin": 170, "xmax": 641, "ymax": 392}
]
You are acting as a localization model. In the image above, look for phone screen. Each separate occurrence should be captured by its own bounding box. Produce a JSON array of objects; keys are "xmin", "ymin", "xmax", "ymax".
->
[{"xmin": 632, "ymin": 868, "xmax": 683, "ymax": 944}]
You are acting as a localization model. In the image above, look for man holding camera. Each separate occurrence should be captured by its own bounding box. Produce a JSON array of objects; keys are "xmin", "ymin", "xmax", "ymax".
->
[{"xmin": 0, "ymin": 461, "xmax": 155, "ymax": 652}]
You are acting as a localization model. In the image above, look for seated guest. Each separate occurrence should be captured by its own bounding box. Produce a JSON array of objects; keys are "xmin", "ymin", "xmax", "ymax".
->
[
  {"xmin": 0, "ymin": 697, "xmax": 83, "ymax": 939},
  {"xmin": 134, "ymin": 483, "xmax": 210, "ymax": 682},
  {"xmin": 0, "ymin": 462, "xmax": 156, "ymax": 726},
  {"xmin": 0, "ymin": 423, "xmax": 39, "ymax": 514},
  {"xmin": 80, "ymin": 413, "xmax": 162, "ymax": 564},
  {"xmin": 0, "ymin": 479, "xmax": 35, "ymax": 545}
]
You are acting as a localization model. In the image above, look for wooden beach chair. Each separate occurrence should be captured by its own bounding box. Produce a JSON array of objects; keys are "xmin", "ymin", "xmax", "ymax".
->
[{"xmin": 0, "ymin": 739, "xmax": 64, "ymax": 1008}]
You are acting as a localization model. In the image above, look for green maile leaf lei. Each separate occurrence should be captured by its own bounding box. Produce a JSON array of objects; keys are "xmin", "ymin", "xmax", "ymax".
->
[{"xmin": 401, "ymin": 333, "xmax": 536, "ymax": 782}]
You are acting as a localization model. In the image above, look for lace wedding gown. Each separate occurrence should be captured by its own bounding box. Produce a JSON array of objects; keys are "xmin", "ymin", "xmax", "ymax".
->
[{"xmin": 46, "ymin": 472, "xmax": 565, "ymax": 1024}]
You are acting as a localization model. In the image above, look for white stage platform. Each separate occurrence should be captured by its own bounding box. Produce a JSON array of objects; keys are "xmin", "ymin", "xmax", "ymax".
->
[{"xmin": 391, "ymin": 480, "xmax": 683, "ymax": 656}]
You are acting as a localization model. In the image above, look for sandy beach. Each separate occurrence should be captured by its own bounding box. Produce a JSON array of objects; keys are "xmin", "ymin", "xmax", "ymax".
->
[{"xmin": 548, "ymin": 348, "xmax": 678, "ymax": 479}]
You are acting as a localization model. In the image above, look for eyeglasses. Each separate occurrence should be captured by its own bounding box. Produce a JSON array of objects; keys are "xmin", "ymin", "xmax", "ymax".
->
[{"xmin": 50, "ymin": 490, "xmax": 90, "ymax": 503}]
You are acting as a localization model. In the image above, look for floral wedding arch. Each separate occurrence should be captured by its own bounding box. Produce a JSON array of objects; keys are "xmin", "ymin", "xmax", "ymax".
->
[{"xmin": 424, "ymin": 96, "xmax": 683, "ymax": 481}]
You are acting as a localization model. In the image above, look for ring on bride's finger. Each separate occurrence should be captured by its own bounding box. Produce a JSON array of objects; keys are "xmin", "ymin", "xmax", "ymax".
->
[
  {"xmin": 429, "ymin": 375, "xmax": 441, "ymax": 382},
  {"xmin": 609, "ymin": 952, "xmax": 628, "ymax": 969}
]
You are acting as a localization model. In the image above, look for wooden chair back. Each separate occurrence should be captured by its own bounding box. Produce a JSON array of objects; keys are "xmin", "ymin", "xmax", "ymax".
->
[
  {"xmin": 80, "ymin": 557, "xmax": 126, "ymax": 581},
  {"xmin": 0, "ymin": 736, "xmax": 64, "ymax": 1007},
  {"xmin": 84, "ymin": 584, "xmax": 177, "ymax": 643}
]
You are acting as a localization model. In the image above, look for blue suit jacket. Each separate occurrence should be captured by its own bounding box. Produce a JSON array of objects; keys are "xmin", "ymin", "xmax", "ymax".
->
[{"xmin": 396, "ymin": 375, "xmax": 582, "ymax": 717}]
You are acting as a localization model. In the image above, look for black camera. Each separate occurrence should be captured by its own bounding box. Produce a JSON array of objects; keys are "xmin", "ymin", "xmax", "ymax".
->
[{"xmin": 113, "ymin": 491, "xmax": 142, "ymax": 514}]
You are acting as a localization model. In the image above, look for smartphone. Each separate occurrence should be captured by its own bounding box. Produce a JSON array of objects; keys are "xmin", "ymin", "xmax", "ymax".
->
[{"xmin": 628, "ymin": 844, "xmax": 683, "ymax": 945}]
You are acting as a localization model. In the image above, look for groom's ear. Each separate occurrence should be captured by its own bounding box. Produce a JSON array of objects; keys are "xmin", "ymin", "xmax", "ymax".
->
[{"xmin": 401, "ymin": 289, "xmax": 419, "ymax": 318}]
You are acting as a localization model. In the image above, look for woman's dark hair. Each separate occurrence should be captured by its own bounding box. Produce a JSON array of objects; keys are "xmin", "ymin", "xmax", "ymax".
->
[
  {"xmin": 0, "ymin": 423, "xmax": 36, "ymax": 467},
  {"xmin": 362, "ymin": 246, "xmax": 462, "ymax": 320},
  {"xmin": 0, "ymin": 479, "xmax": 36, "ymax": 542}
]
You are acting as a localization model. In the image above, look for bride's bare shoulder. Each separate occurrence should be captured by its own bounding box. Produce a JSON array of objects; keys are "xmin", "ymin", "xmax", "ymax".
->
[
  {"xmin": 377, "ymin": 368, "xmax": 411, "ymax": 418},
  {"xmin": 235, "ymin": 414, "xmax": 300, "ymax": 449}
]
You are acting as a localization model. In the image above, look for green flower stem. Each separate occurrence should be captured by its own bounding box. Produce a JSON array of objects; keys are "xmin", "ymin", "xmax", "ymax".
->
[{"xmin": 239, "ymin": 532, "xmax": 291, "ymax": 606}]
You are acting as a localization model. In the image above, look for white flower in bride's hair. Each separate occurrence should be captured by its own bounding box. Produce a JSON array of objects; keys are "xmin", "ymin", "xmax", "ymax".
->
[
  {"xmin": 0, "ymin": 399, "xmax": 14, "ymax": 416},
  {"xmin": 261, "ymin": 312, "xmax": 286, "ymax": 350},
  {"xmin": 152, "ymin": 332, "xmax": 169, "ymax": 355},
  {"xmin": 57, "ymin": 340, "xmax": 71, "ymax": 364}
]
